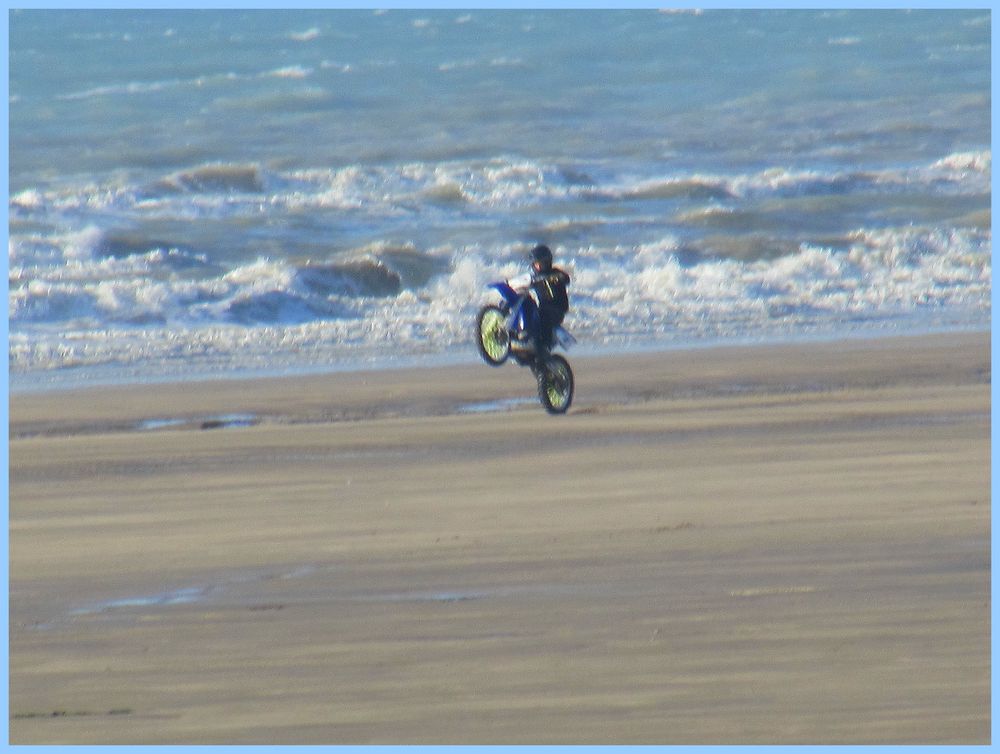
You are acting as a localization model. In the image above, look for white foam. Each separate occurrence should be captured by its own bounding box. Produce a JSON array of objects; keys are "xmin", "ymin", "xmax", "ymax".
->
[
  {"xmin": 927, "ymin": 150, "xmax": 991, "ymax": 178},
  {"xmin": 58, "ymin": 71, "xmax": 249, "ymax": 101},
  {"xmin": 320, "ymin": 60, "xmax": 353, "ymax": 73},
  {"xmin": 438, "ymin": 60, "xmax": 477, "ymax": 72},
  {"xmin": 13, "ymin": 152, "xmax": 988, "ymax": 230},
  {"xmin": 288, "ymin": 27, "xmax": 321, "ymax": 42},
  {"xmin": 62, "ymin": 226, "xmax": 104, "ymax": 263},
  {"xmin": 262, "ymin": 65, "xmax": 313, "ymax": 79},
  {"xmin": 10, "ymin": 189, "xmax": 44, "ymax": 209},
  {"xmin": 9, "ymin": 152, "xmax": 990, "ymax": 382},
  {"xmin": 594, "ymin": 152, "xmax": 990, "ymax": 203}
]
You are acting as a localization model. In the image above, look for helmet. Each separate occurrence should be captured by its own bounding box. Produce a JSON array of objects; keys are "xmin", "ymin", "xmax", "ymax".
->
[{"xmin": 530, "ymin": 244, "xmax": 553, "ymax": 272}]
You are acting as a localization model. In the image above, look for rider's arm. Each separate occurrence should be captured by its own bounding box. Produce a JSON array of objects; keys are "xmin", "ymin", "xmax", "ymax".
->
[{"xmin": 507, "ymin": 272, "xmax": 532, "ymax": 291}]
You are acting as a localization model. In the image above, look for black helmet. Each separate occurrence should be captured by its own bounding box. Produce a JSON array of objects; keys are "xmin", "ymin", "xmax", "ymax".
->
[{"xmin": 530, "ymin": 244, "xmax": 553, "ymax": 272}]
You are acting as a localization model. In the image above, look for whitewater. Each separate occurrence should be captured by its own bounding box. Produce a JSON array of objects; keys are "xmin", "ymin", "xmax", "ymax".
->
[{"xmin": 9, "ymin": 10, "xmax": 991, "ymax": 390}]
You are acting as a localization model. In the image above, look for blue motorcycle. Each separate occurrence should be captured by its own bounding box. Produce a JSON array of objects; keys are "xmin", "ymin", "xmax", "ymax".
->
[{"xmin": 475, "ymin": 281, "xmax": 575, "ymax": 415}]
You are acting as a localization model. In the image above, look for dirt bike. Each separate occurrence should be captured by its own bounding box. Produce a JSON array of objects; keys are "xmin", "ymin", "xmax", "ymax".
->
[{"xmin": 475, "ymin": 281, "xmax": 575, "ymax": 415}]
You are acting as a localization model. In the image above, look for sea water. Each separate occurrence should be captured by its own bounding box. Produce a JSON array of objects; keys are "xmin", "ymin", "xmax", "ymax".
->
[{"xmin": 9, "ymin": 9, "xmax": 991, "ymax": 391}]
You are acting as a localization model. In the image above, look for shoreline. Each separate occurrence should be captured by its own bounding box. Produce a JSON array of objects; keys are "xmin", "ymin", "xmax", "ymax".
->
[
  {"xmin": 10, "ymin": 330, "xmax": 990, "ymax": 439},
  {"xmin": 10, "ymin": 331, "xmax": 990, "ymax": 744},
  {"xmin": 8, "ymin": 322, "xmax": 990, "ymax": 398}
]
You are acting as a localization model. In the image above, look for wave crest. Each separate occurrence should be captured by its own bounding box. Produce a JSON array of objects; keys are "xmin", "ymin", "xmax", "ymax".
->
[{"xmin": 151, "ymin": 164, "xmax": 265, "ymax": 195}]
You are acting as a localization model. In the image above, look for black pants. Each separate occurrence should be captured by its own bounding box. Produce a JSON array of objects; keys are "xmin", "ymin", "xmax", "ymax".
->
[{"xmin": 536, "ymin": 305, "xmax": 566, "ymax": 351}]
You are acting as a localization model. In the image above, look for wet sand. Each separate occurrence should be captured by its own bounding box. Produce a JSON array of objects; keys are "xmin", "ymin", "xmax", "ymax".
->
[{"xmin": 9, "ymin": 332, "xmax": 991, "ymax": 744}]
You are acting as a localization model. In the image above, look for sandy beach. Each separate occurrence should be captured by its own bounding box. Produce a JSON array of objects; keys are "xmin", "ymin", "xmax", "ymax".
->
[{"xmin": 9, "ymin": 332, "xmax": 990, "ymax": 745}]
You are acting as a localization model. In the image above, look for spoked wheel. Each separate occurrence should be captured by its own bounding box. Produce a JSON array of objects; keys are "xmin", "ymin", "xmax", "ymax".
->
[
  {"xmin": 476, "ymin": 304, "xmax": 510, "ymax": 366},
  {"xmin": 536, "ymin": 354, "xmax": 574, "ymax": 414}
]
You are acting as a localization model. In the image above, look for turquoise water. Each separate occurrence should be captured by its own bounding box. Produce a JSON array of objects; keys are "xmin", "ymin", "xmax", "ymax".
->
[{"xmin": 9, "ymin": 9, "xmax": 991, "ymax": 389}]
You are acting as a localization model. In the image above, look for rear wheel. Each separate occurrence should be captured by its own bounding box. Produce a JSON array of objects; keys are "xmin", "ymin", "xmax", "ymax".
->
[
  {"xmin": 537, "ymin": 354, "xmax": 573, "ymax": 414},
  {"xmin": 476, "ymin": 305, "xmax": 509, "ymax": 366}
]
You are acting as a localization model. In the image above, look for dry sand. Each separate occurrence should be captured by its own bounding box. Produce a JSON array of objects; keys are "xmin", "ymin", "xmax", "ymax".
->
[{"xmin": 9, "ymin": 332, "xmax": 991, "ymax": 744}]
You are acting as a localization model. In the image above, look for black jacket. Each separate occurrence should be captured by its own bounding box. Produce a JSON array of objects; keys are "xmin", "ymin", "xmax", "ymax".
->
[{"xmin": 531, "ymin": 268, "xmax": 570, "ymax": 313}]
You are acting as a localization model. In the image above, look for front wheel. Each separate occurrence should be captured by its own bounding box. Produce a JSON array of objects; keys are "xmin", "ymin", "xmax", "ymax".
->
[
  {"xmin": 537, "ymin": 354, "xmax": 574, "ymax": 414},
  {"xmin": 476, "ymin": 304, "xmax": 510, "ymax": 366}
]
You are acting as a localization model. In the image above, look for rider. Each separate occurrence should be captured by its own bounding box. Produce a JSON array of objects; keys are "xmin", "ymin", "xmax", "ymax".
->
[{"xmin": 507, "ymin": 244, "xmax": 570, "ymax": 357}]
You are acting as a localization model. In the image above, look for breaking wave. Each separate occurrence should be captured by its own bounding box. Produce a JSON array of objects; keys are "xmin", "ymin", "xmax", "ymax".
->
[
  {"xmin": 9, "ymin": 150, "xmax": 991, "ymax": 381},
  {"xmin": 12, "ymin": 150, "xmax": 990, "ymax": 221},
  {"xmin": 9, "ymin": 225, "xmax": 990, "ymax": 378},
  {"xmin": 147, "ymin": 164, "xmax": 266, "ymax": 195},
  {"xmin": 9, "ymin": 235, "xmax": 451, "ymax": 328}
]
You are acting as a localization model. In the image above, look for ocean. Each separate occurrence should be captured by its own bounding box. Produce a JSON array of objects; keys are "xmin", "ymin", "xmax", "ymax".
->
[{"xmin": 8, "ymin": 9, "xmax": 991, "ymax": 391}]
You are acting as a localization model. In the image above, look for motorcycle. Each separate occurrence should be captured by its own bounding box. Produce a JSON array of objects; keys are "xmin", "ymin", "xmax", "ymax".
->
[{"xmin": 475, "ymin": 281, "xmax": 575, "ymax": 415}]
